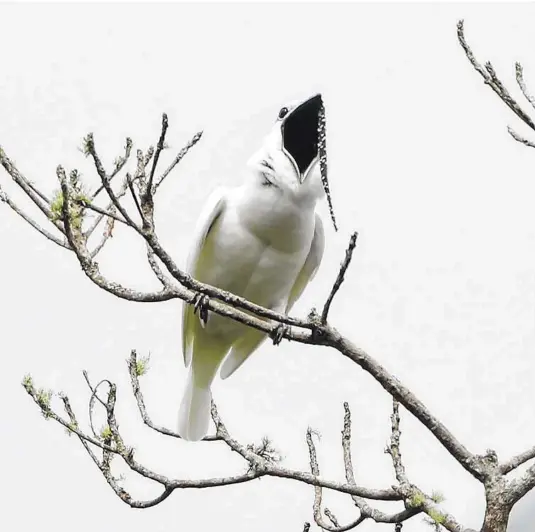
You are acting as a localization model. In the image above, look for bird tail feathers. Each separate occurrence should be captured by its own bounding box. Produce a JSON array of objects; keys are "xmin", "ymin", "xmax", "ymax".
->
[{"xmin": 177, "ymin": 368, "xmax": 212, "ymax": 441}]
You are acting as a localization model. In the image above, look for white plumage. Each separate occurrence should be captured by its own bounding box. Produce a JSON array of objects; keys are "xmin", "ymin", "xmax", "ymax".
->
[{"xmin": 178, "ymin": 95, "xmax": 327, "ymax": 441}]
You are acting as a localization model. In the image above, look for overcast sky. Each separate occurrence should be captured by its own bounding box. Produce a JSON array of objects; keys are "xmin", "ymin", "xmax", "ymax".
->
[{"xmin": 1, "ymin": 3, "xmax": 535, "ymax": 531}]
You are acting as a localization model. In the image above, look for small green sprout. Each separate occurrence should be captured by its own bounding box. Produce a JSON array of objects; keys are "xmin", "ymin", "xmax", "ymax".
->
[
  {"xmin": 36, "ymin": 388, "xmax": 52, "ymax": 418},
  {"xmin": 22, "ymin": 374, "xmax": 34, "ymax": 392},
  {"xmin": 50, "ymin": 183, "xmax": 90, "ymax": 230},
  {"xmin": 431, "ymin": 490, "xmax": 445, "ymax": 504},
  {"xmin": 64, "ymin": 422, "xmax": 78, "ymax": 437},
  {"xmin": 135, "ymin": 355, "xmax": 151, "ymax": 377},
  {"xmin": 427, "ymin": 509, "xmax": 446, "ymax": 525},
  {"xmin": 50, "ymin": 190, "xmax": 65, "ymax": 221},
  {"xmin": 100, "ymin": 425, "xmax": 113, "ymax": 440},
  {"xmin": 408, "ymin": 490, "xmax": 426, "ymax": 508}
]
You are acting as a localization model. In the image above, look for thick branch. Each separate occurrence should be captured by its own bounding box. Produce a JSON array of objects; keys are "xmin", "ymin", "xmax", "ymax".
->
[
  {"xmin": 329, "ymin": 331, "xmax": 484, "ymax": 481},
  {"xmin": 508, "ymin": 459, "xmax": 535, "ymax": 503},
  {"xmin": 501, "ymin": 445, "xmax": 535, "ymax": 475}
]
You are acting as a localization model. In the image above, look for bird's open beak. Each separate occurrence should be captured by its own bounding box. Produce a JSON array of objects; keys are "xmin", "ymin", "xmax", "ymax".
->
[{"xmin": 281, "ymin": 94, "xmax": 322, "ymax": 184}]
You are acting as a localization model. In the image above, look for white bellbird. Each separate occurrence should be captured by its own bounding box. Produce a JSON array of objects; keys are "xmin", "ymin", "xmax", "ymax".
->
[{"xmin": 178, "ymin": 94, "xmax": 327, "ymax": 440}]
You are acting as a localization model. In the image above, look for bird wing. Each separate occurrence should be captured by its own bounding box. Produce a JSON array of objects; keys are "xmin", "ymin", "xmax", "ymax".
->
[
  {"xmin": 285, "ymin": 213, "xmax": 325, "ymax": 313},
  {"xmin": 220, "ymin": 213, "xmax": 325, "ymax": 380},
  {"xmin": 182, "ymin": 188, "xmax": 227, "ymax": 367}
]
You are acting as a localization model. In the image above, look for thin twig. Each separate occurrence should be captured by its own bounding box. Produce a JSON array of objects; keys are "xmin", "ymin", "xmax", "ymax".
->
[
  {"xmin": 91, "ymin": 137, "xmax": 133, "ymax": 201},
  {"xmin": 0, "ymin": 149, "xmax": 65, "ymax": 233},
  {"xmin": 146, "ymin": 113, "xmax": 168, "ymax": 197},
  {"xmin": 127, "ymin": 351, "xmax": 220, "ymax": 441},
  {"xmin": 324, "ymin": 509, "xmax": 340, "ymax": 528},
  {"xmin": 79, "ymin": 199, "xmax": 129, "ymax": 226},
  {"xmin": 341, "ymin": 402, "xmax": 418, "ymax": 526},
  {"xmin": 322, "ymin": 232, "xmax": 358, "ymax": 323},
  {"xmin": 154, "ymin": 131, "xmax": 203, "ymax": 192},
  {"xmin": 507, "ymin": 126, "xmax": 535, "ymax": 148},
  {"xmin": 306, "ymin": 428, "xmax": 364, "ymax": 532},
  {"xmin": 0, "ymin": 185, "xmax": 69, "ymax": 248},
  {"xmin": 126, "ymin": 173, "xmax": 146, "ymax": 225},
  {"xmin": 516, "ymin": 63, "xmax": 535, "ymax": 111},
  {"xmin": 85, "ymin": 133, "xmax": 139, "ymax": 230},
  {"xmin": 146, "ymin": 246, "xmax": 172, "ymax": 287},
  {"xmin": 82, "ymin": 370, "xmax": 111, "ymax": 439},
  {"xmin": 90, "ymin": 214, "xmax": 115, "ymax": 258},
  {"xmin": 212, "ymin": 404, "xmax": 401, "ymax": 500},
  {"xmin": 84, "ymin": 175, "xmax": 134, "ymax": 239}
]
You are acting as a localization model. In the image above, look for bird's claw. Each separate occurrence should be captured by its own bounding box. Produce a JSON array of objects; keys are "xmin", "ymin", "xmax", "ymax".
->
[
  {"xmin": 270, "ymin": 323, "xmax": 289, "ymax": 346},
  {"xmin": 193, "ymin": 293, "xmax": 210, "ymax": 327}
]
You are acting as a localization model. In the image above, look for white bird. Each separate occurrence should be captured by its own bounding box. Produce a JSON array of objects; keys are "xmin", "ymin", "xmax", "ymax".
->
[{"xmin": 178, "ymin": 94, "xmax": 327, "ymax": 441}]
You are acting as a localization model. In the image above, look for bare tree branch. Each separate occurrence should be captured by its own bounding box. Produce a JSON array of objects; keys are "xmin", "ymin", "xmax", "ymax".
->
[
  {"xmin": 307, "ymin": 427, "xmax": 364, "ymax": 531},
  {"xmin": 457, "ymin": 19, "xmax": 535, "ymax": 132},
  {"xmin": 211, "ymin": 401, "xmax": 400, "ymax": 500},
  {"xmin": 386, "ymin": 400, "xmax": 477, "ymax": 532},
  {"xmin": 330, "ymin": 331, "xmax": 485, "ymax": 482},
  {"xmin": 341, "ymin": 402, "xmax": 418, "ymax": 526}
]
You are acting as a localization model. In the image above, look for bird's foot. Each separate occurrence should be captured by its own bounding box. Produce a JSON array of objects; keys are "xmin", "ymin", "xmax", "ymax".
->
[
  {"xmin": 193, "ymin": 293, "xmax": 210, "ymax": 327},
  {"xmin": 270, "ymin": 323, "xmax": 289, "ymax": 346}
]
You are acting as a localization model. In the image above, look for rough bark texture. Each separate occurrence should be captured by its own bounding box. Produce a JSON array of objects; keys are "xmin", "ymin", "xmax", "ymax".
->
[{"xmin": 481, "ymin": 484, "xmax": 512, "ymax": 532}]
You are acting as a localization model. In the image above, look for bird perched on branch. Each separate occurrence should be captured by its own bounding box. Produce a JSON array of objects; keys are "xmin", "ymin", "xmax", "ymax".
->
[{"xmin": 178, "ymin": 94, "xmax": 329, "ymax": 441}]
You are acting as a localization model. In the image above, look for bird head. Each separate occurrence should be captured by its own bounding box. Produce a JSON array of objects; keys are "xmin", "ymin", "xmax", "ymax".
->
[{"xmin": 248, "ymin": 94, "xmax": 324, "ymax": 200}]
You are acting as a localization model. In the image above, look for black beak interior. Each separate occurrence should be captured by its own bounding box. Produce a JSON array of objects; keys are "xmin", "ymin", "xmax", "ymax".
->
[{"xmin": 282, "ymin": 94, "xmax": 322, "ymax": 176}]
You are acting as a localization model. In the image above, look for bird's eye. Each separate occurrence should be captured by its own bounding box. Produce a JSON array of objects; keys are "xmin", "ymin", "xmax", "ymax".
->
[{"xmin": 278, "ymin": 107, "xmax": 289, "ymax": 120}]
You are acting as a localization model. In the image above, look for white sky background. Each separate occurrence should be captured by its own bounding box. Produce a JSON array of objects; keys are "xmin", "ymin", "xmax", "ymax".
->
[{"xmin": 1, "ymin": 2, "xmax": 535, "ymax": 531}]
